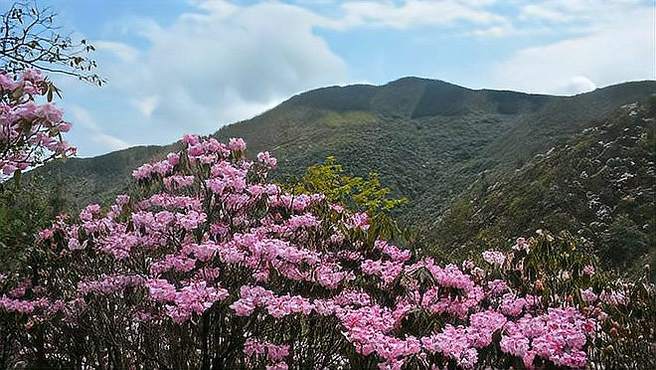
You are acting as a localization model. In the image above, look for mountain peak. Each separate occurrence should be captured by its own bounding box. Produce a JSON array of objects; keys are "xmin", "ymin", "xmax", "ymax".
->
[
  {"xmin": 385, "ymin": 76, "xmax": 468, "ymax": 89},
  {"xmin": 280, "ymin": 76, "xmax": 553, "ymax": 118}
]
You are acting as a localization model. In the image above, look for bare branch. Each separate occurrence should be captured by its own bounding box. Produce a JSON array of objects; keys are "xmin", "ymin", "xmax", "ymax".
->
[{"xmin": 0, "ymin": 0, "xmax": 104, "ymax": 86}]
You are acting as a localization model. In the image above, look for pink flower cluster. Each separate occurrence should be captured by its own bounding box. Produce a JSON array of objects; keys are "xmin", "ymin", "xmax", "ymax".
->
[
  {"xmin": 0, "ymin": 295, "xmax": 72, "ymax": 318},
  {"xmin": 230, "ymin": 286, "xmax": 313, "ymax": 318},
  {"xmin": 582, "ymin": 265, "xmax": 595, "ymax": 276},
  {"xmin": 338, "ymin": 304, "xmax": 420, "ymax": 369},
  {"xmin": 498, "ymin": 293, "xmax": 540, "ymax": 317},
  {"xmin": 131, "ymin": 153, "xmax": 179, "ymax": 180},
  {"xmin": 1, "ymin": 135, "xmax": 610, "ymax": 369},
  {"xmin": 482, "ymin": 249, "xmax": 506, "ymax": 266},
  {"xmin": 0, "ymin": 296, "xmax": 43, "ymax": 314},
  {"xmin": 513, "ymin": 237, "xmax": 530, "ymax": 252},
  {"xmin": 0, "ymin": 69, "xmax": 75, "ymax": 177},
  {"xmin": 348, "ymin": 212, "xmax": 370, "ymax": 230},
  {"xmin": 146, "ymin": 279, "xmax": 228, "ymax": 323},
  {"xmin": 361, "ymin": 259, "xmax": 403, "ymax": 285},
  {"xmin": 257, "ymin": 151, "xmax": 277, "ymax": 168},
  {"xmin": 580, "ymin": 288, "xmax": 598, "ymax": 304},
  {"xmin": 164, "ymin": 282, "xmax": 229, "ymax": 323},
  {"xmin": 599, "ymin": 289, "xmax": 628, "ymax": 306},
  {"xmin": 500, "ymin": 307, "xmax": 595, "ymax": 368}
]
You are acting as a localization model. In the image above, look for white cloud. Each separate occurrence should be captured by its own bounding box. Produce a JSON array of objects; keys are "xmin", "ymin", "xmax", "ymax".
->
[
  {"xmin": 92, "ymin": 133, "xmax": 132, "ymax": 151},
  {"xmin": 69, "ymin": 105, "xmax": 130, "ymax": 151},
  {"xmin": 559, "ymin": 76, "xmax": 597, "ymax": 95},
  {"xmin": 517, "ymin": 0, "xmax": 650, "ymax": 29},
  {"xmin": 491, "ymin": 7, "xmax": 654, "ymax": 95},
  {"xmin": 330, "ymin": 0, "xmax": 506, "ymax": 30},
  {"xmin": 93, "ymin": 41, "xmax": 139, "ymax": 62},
  {"xmin": 519, "ymin": 4, "xmax": 572, "ymax": 23},
  {"xmin": 132, "ymin": 96, "xmax": 159, "ymax": 118},
  {"xmin": 83, "ymin": 0, "xmax": 347, "ymax": 149},
  {"xmin": 468, "ymin": 24, "xmax": 515, "ymax": 37}
]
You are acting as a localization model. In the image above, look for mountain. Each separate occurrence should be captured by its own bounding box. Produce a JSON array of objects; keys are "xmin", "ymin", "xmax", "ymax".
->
[
  {"xmin": 30, "ymin": 77, "xmax": 656, "ymax": 271},
  {"xmin": 430, "ymin": 99, "xmax": 656, "ymax": 277}
]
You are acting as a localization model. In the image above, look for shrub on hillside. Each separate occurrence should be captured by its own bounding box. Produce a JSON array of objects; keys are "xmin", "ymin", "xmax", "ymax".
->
[{"xmin": 0, "ymin": 136, "xmax": 653, "ymax": 369}]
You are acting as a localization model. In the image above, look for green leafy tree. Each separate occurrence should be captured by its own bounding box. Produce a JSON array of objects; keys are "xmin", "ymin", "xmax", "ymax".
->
[
  {"xmin": 291, "ymin": 156, "xmax": 409, "ymax": 242},
  {"xmin": 602, "ymin": 214, "xmax": 650, "ymax": 268}
]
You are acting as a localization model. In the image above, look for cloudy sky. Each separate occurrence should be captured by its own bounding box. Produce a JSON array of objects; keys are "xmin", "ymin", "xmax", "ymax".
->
[{"xmin": 32, "ymin": 0, "xmax": 655, "ymax": 157}]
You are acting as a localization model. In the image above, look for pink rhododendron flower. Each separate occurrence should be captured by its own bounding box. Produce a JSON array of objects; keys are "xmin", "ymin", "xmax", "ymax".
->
[
  {"xmin": 0, "ymin": 70, "xmax": 75, "ymax": 177},
  {"xmin": 228, "ymin": 137, "xmax": 247, "ymax": 152},
  {"xmin": 599, "ymin": 289, "xmax": 628, "ymax": 306},
  {"xmin": 1, "ymin": 135, "xmax": 610, "ymax": 369},
  {"xmin": 582, "ymin": 265, "xmax": 595, "ymax": 276},
  {"xmin": 257, "ymin": 151, "xmax": 277, "ymax": 168},
  {"xmin": 581, "ymin": 288, "xmax": 598, "ymax": 304},
  {"xmin": 482, "ymin": 250, "xmax": 506, "ymax": 266}
]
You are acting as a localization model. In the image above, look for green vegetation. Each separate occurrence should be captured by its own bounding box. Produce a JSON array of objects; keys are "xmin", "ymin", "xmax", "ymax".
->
[
  {"xmin": 290, "ymin": 155, "xmax": 408, "ymax": 242},
  {"xmin": 0, "ymin": 178, "xmax": 66, "ymax": 269},
  {"xmin": 292, "ymin": 156, "xmax": 407, "ymax": 216},
  {"xmin": 26, "ymin": 77, "xmax": 656, "ymax": 276},
  {"xmin": 432, "ymin": 99, "xmax": 656, "ymax": 278}
]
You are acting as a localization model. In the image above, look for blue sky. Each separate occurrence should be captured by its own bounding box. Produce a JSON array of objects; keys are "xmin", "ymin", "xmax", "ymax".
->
[{"xmin": 24, "ymin": 0, "xmax": 656, "ymax": 157}]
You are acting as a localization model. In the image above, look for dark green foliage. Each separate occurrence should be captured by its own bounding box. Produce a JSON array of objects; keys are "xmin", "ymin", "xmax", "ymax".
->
[
  {"xmin": 410, "ymin": 80, "xmax": 471, "ymax": 117},
  {"xmin": 286, "ymin": 84, "xmax": 376, "ymax": 112},
  {"xmin": 602, "ymin": 214, "xmax": 650, "ymax": 267},
  {"xmin": 0, "ymin": 178, "xmax": 65, "ymax": 269},
  {"xmin": 432, "ymin": 99, "xmax": 656, "ymax": 278}
]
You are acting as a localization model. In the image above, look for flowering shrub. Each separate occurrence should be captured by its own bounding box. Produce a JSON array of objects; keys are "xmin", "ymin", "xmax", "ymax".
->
[
  {"xmin": 0, "ymin": 69, "xmax": 75, "ymax": 178},
  {"xmin": 0, "ymin": 136, "xmax": 653, "ymax": 369}
]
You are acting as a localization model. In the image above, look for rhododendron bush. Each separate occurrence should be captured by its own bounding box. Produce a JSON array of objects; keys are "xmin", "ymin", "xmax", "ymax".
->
[
  {"xmin": 0, "ymin": 69, "xmax": 75, "ymax": 179},
  {"xmin": 0, "ymin": 136, "xmax": 654, "ymax": 369}
]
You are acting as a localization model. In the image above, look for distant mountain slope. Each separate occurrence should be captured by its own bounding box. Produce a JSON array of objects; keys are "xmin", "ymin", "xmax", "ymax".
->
[
  {"xmin": 210, "ymin": 78, "xmax": 655, "ymax": 227},
  {"xmin": 33, "ymin": 145, "xmax": 169, "ymax": 206},
  {"xmin": 30, "ymin": 78, "xmax": 656, "ymax": 269},
  {"xmin": 430, "ymin": 99, "xmax": 655, "ymax": 277}
]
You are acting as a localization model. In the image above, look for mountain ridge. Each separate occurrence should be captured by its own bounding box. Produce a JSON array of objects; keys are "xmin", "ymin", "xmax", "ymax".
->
[
  {"xmin": 49, "ymin": 77, "xmax": 656, "ymax": 160},
  {"xmin": 32, "ymin": 77, "xmax": 655, "ymax": 200}
]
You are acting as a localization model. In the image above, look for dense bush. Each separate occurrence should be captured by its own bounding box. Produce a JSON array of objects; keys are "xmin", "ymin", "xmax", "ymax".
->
[{"xmin": 1, "ymin": 136, "xmax": 653, "ymax": 369}]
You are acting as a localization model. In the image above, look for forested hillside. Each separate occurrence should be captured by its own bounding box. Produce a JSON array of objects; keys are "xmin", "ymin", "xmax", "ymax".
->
[
  {"xmin": 31, "ymin": 77, "xmax": 656, "ymax": 272},
  {"xmin": 430, "ymin": 99, "xmax": 655, "ymax": 277}
]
